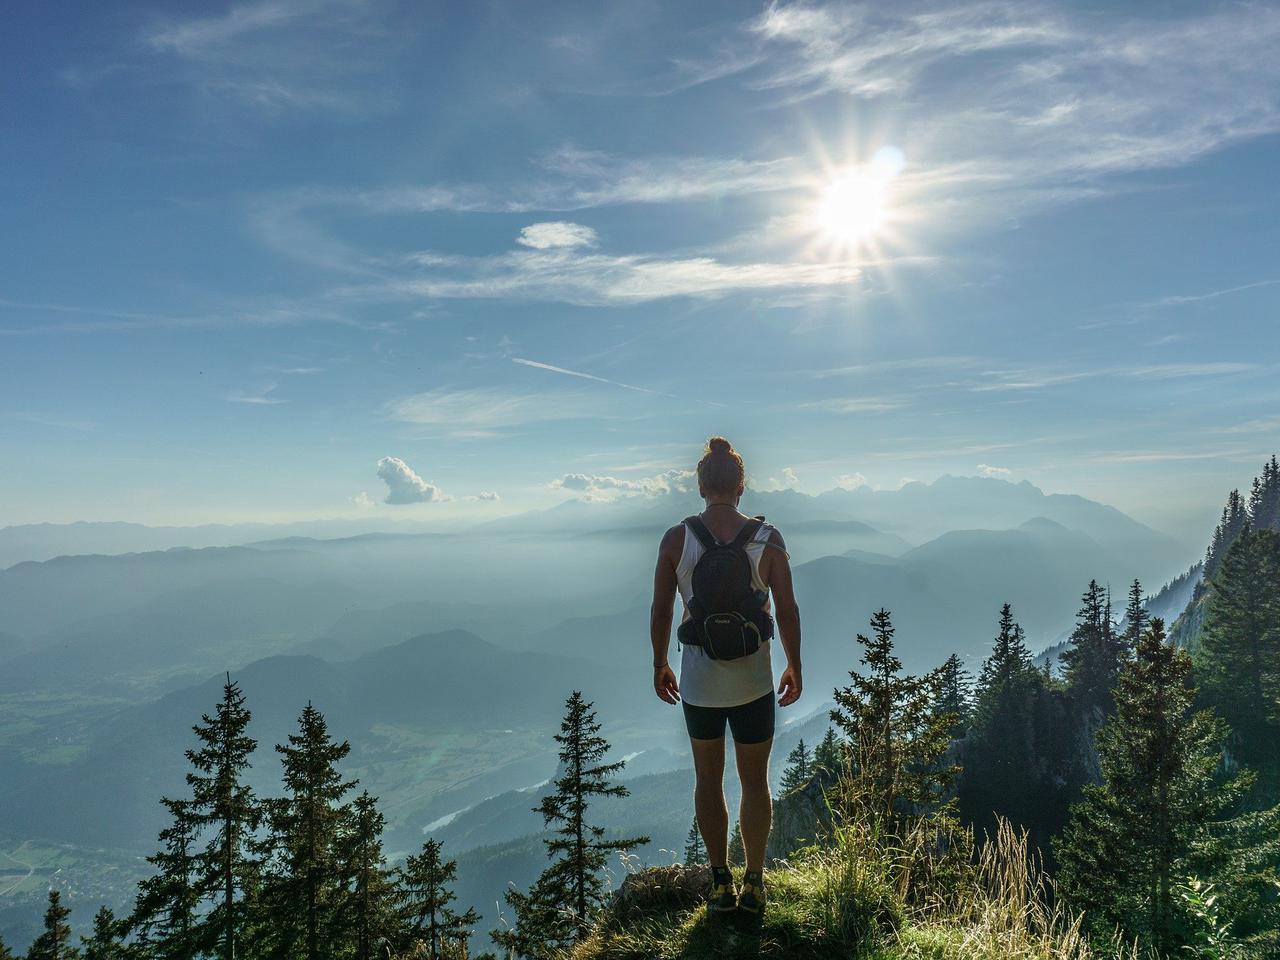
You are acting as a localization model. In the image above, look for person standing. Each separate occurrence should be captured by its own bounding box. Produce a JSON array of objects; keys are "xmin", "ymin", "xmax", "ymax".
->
[{"xmin": 650, "ymin": 437, "xmax": 803, "ymax": 914}]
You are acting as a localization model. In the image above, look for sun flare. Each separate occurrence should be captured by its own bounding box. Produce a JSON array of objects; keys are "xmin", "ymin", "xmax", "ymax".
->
[
  {"xmin": 810, "ymin": 146, "xmax": 905, "ymax": 250},
  {"xmin": 815, "ymin": 172, "xmax": 888, "ymax": 243}
]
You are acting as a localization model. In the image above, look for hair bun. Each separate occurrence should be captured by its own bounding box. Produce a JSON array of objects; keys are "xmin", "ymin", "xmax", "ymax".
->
[{"xmin": 707, "ymin": 436, "xmax": 733, "ymax": 455}]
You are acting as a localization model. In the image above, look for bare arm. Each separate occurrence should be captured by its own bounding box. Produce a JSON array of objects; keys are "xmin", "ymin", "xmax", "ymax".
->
[
  {"xmin": 765, "ymin": 528, "xmax": 803, "ymax": 706},
  {"xmin": 649, "ymin": 525, "xmax": 682, "ymax": 704}
]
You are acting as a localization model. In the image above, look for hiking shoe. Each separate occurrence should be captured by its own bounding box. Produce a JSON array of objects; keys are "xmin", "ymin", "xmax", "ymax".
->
[
  {"xmin": 709, "ymin": 866, "xmax": 737, "ymax": 913},
  {"xmin": 737, "ymin": 871, "xmax": 766, "ymax": 914}
]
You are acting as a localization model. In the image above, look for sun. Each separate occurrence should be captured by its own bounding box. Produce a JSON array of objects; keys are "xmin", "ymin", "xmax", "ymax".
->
[
  {"xmin": 814, "ymin": 172, "xmax": 888, "ymax": 243},
  {"xmin": 809, "ymin": 146, "xmax": 905, "ymax": 249}
]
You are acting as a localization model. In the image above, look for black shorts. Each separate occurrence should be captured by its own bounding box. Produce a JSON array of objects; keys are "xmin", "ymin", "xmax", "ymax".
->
[{"xmin": 683, "ymin": 691, "xmax": 775, "ymax": 744}]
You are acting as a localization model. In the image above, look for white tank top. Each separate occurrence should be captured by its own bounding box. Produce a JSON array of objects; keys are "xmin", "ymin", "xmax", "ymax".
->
[{"xmin": 675, "ymin": 518, "xmax": 776, "ymax": 708}]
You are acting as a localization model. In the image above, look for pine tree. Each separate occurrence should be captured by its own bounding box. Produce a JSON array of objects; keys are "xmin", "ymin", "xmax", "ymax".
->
[
  {"xmin": 27, "ymin": 890, "xmax": 76, "ymax": 960},
  {"xmin": 1205, "ymin": 489, "xmax": 1249, "ymax": 581},
  {"xmin": 1056, "ymin": 619, "xmax": 1265, "ymax": 954},
  {"xmin": 830, "ymin": 609, "xmax": 958, "ymax": 824},
  {"xmin": 263, "ymin": 702, "xmax": 358, "ymax": 960},
  {"xmin": 1121, "ymin": 579, "xmax": 1148, "ymax": 656},
  {"xmin": 976, "ymin": 604, "xmax": 1034, "ymax": 718},
  {"xmin": 493, "ymin": 692, "xmax": 647, "ymax": 956},
  {"xmin": 682, "ymin": 819, "xmax": 705, "ymax": 866},
  {"xmin": 813, "ymin": 727, "xmax": 842, "ymax": 776},
  {"xmin": 80, "ymin": 907, "xmax": 125, "ymax": 960},
  {"xmin": 727, "ymin": 822, "xmax": 744, "ymax": 867},
  {"xmin": 398, "ymin": 838, "xmax": 478, "ymax": 960},
  {"xmin": 339, "ymin": 791, "xmax": 399, "ymax": 960},
  {"xmin": 961, "ymin": 604, "xmax": 1052, "ymax": 836},
  {"xmin": 0, "ymin": 933, "xmax": 13, "ymax": 960},
  {"xmin": 129, "ymin": 798, "xmax": 201, "ymax": 960},
  {"xmin": 1197, "ymin": 527, "xmax": 1280, "ymax": 783},
  {"xmin": 1061, "ymin": 580, "xmax": 1127, "ymax": 722},
  {"xmin": 779, "ymin": 739, "xmax": 813, "ymax": 794},
  {"xmin": 933, "ymin": 653, "xmax": 973, "ymax": 738},
  {"xmin": 186, "ymin": 676, "xmax": 260, "ymax": 960}
]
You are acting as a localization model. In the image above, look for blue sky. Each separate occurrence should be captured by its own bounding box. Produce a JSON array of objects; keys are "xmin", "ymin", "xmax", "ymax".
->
[{"xmin": 2, "ymin": 0, "xmax": 1278, "ymax": 540}]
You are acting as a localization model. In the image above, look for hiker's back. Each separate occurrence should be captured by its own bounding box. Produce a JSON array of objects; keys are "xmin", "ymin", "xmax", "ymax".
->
[{"xmin": 675, "ymin": 510, "xmax": 776, "ymax": 708}]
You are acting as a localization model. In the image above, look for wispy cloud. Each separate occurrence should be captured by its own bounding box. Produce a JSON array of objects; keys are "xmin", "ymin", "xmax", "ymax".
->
[
  {"xmin": 347, "ymin": 247, "xmax": 868, "ymax": 308},
  {"xmin": 1223, "ymin": 416, "xmax": 1280, "ymax": 435},
  {"xmin": 798, "ymin": 396, "xmax": 904, "ymax": 414},
  {"xmin": 738, "ymin": 2, "xmax": 1280, "ymax": 219},
  {"xmin": 142, "ymin": 0, "xmax": 401, "ymax": 114},
  {"xmin": 7, "ymin": 412, "xmax": 98, "ymax": 432},
  {"xmin": 976, "ymin": 463, "xmax": 1011, "ymax": 477},
  {"xmin": 1142, "ymin": 279, "xmax": 1280, "ymax": 310},
  {"xmin": 228, "ymin": 382, "xmax": 287, "ymax": 404},
  {"xmin": 384, "ymin": 386, "xmax": 596, "ymax": 433},
  {"xmin": 512, "ymin": 357, "xmax": 672, "ymax": 397}
]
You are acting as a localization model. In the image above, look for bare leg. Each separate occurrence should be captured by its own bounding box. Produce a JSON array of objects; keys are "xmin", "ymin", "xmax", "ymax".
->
[
  {"xmin": 690, "ymin": 736, "xmax": 728, "ymax": 866},
  {"xmin": 734, "ymin": 738, "xmax": 773, "ymax": 874}
]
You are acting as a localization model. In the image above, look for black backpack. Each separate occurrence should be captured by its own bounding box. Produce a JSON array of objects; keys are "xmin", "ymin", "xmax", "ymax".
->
[{"xmin": 675, "ymin": 515, "xmax": 775, "ymax": 661}]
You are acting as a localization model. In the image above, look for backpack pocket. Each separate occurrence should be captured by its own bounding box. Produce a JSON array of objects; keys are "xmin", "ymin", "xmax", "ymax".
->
[{"xmin": 702, "ymin": 612, "xmax": 762, "ymax": 661}]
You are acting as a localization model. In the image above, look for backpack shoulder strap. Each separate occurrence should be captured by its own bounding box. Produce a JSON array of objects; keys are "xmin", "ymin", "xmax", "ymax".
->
[
  {"xmin": 730, "ymin": 517, "xmax": 765, "ymax": 549},
  {"xmin": 683, "ymin": 515, "xmax": 718, "ymax": 550}
]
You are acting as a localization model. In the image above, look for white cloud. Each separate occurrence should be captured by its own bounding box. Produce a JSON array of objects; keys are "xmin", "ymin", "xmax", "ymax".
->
[
  {"xmin": 758, "ymin": 467, "xmax": 800, "ymax": 492},
  {"xmin": 552, "ymin": 468, "xmax": 694, "ymax": 499},
  {"xmin": 376, "ymin": 457, "xmax": 449, "ymax": 504},
  {"xmin": 976, "ymin": 463, "xmax": 1011, "ymax": 477},
  {"xmin": 834, "ymin": 472, "xmax": 868, "ymax": 490},
  {"xmin": 350, "ymin": 491, "xmax": 375, "ymax": 509},
  {"xmin": 516, "ymin": 222, "xmax": 598, "ymax": 250},
  {"xmin": 466, "ymin": 491, "xmax": 501, "ymax": 502}
]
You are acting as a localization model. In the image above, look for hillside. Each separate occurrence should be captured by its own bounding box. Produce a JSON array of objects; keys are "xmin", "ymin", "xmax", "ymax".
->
[{"xmin": 570, "ymin": 826, "xmax": 1103, "ymax": 960}]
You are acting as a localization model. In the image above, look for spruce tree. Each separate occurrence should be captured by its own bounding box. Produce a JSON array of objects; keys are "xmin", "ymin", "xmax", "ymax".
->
[
  {"xmin": 129, "ymin": 798, "xmax": 201, "ymax": 960},
  {"xmin": 830, "ymin": 609, "xmax": 958, "ymax": 824},
  {"xmin": 339, "ymin": 791, "xmax": 399, "ymax": 960},
  {"xmin": 263, "ymin": 702, "xmax": 357, "ymax": 960},
  {"xmin": 80, "ymin": 907, "xmax": 125, "ymax": 960},
  {"xmin": 1197, "ymin": 526, "xmax": 1280, "ymax": 784},
  {"xmin": 961, "ymin": 603, "xmax": 1049, "ymax": 836},
  {"xmin": 682, "ymin": 819, "xmax": 705, "ymax": 866},
  {"xmin": 27, "ymin": 890, "xmax": 75, "ymax": 960},
  {"xmin": 1122, "ymin": 579, "xmax": 1148, "ymax": 656},
  {"xmin": 398, "ymin": 838, "xmax": 478, "ymax": 960},
  {"xmin": 186, "ymin": 675, "xmax": 260, "ymax": 960},
  {"xmin": 1205, "ymin": 489, "xmax": 1249, "ymax": 581},
  {"xmin": 813, "ymin": 727, "xmax": 842, "ymax": 776},
  {"xmin": 933, "ymin": 653, "xmax": 973, "ymax": 738},
  {"xmin": 1056, "ymin": 619, "xmax": 1263, "ymax": 954},
  {"xmin": 0, "ymin": 933, "xmax": 13, "ymax": 960},
  {"xmin": 493, "ymin": 692, "xmax": 647, "ymax": 955},
  {"xmin": 1061, "ymin": 580, "xmax": 1126, "ymax": 722},
  {"xmin": 779, "ymin": 739, "xmax": 813, "ymax": 794}
]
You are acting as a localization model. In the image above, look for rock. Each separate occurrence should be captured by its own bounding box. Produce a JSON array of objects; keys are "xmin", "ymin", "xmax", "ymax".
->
[{"xmin": 613, "ymin": 864, "xmax": 712, "ymax": 915}]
